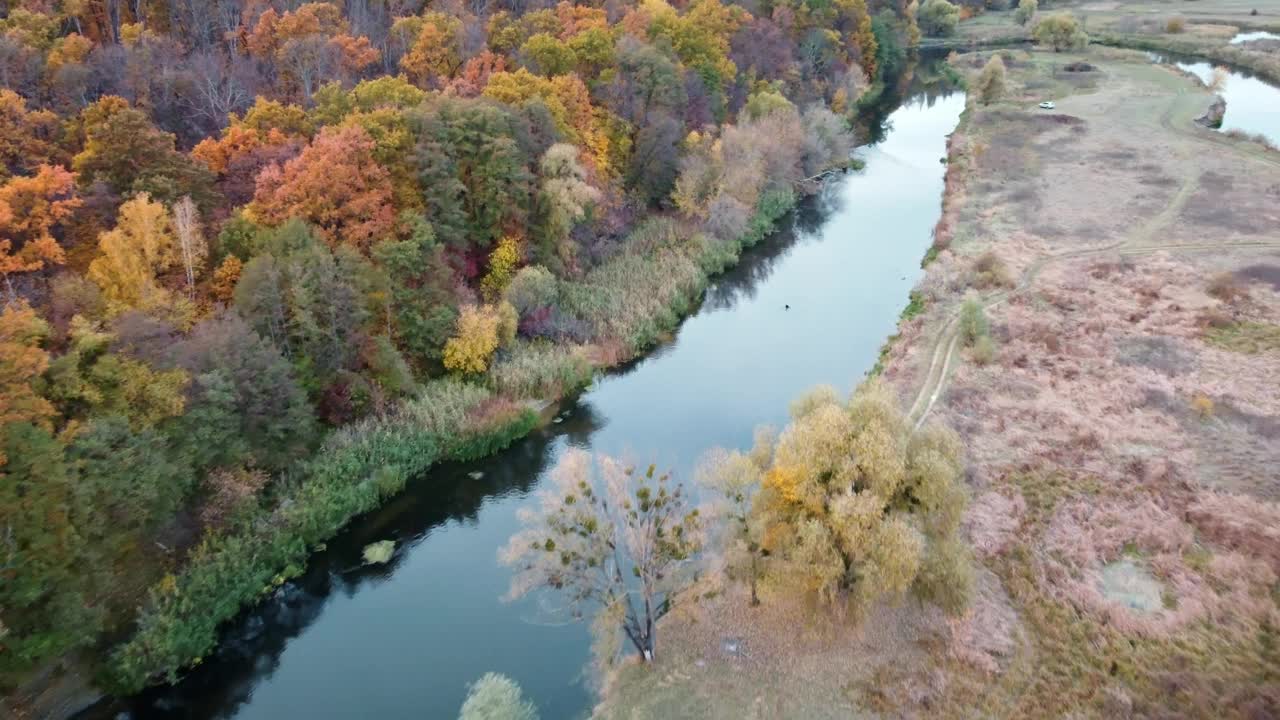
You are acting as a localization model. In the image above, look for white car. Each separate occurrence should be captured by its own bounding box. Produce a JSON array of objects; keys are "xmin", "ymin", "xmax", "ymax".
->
[{"xmin": 1038, "ymin": 101, "xmax": 1056, "ymax": 110}]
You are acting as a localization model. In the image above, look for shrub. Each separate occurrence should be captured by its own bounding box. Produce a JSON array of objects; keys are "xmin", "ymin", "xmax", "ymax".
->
[
  {"xmin": 199, "ymin": 467, "xmax": 270, "ymax": 530},
  {"xmin": 976, "ymin": 56, "xmax": 1008, "ymax": 106},
  {"xmin": 918, "ymin": 0, "xmax": 961, "ymax": 37},
  {"xmin": 459, "ymin": 673, "xmax": 539, "ymax": 720},
  {"xmin": 1190, "ymin": 393, "xmax": 1214, "ymax": 419},
  {"xmin": 959, "ymin": 298, "xmax": 990, "ymax": 346},
  {"xmin": 1206, "ymin": 272, "xmax": 1249, "ymax": 304},
  {"xmin": 1034, "ymin": 14, "xmax": 1088, "ymax": 52},
  {"xmin": 1015, "ymin": 0, "xmax": 1038, "ymax": 26},
  {"xmin": 971, "ymin": 334, "xmax": 997, "ymax": 365},
  {"xmin": 972, "ymin": 250, "xmax": 1013, "ymax": 288},
  {"xmin": 502, "ymin": 265, "xmax": 558, "ymax": 317},
  {"xmin": 1165, "ymin": 16, "xmax": 1186, "ymax": 34}
]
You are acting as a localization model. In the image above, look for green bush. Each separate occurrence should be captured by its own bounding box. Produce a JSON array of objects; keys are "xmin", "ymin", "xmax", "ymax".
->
[{"xmin": 959, "ymin": 298, "xmax": 990, "ymax": 347}]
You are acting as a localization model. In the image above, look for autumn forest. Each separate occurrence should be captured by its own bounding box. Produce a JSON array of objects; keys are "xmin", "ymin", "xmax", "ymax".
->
[{"xmin": 0, "ymin": 0, "xmax": 919, "ymax": 706}]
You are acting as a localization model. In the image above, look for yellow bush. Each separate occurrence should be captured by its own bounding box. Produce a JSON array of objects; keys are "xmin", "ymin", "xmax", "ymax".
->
[
  {"xmin": 443, "ymin": 304, "xmax": 501, "ymax": 374},
  {"xmin": 481, "ymin": 236, "xmax": 521, "ymax": 302},
  {"xmin": 1191, "ymin": 392, "xmax": 1214, "ymax": 419}
]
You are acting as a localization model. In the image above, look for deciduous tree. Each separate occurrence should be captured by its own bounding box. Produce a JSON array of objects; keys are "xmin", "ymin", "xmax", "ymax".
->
[
  {"xmin": 537, "ymin": 144, "xmax": 601, "ymax": 271},
  {"xmin": 443, "ymin": 304, "xmax": 502, "ymax": 374},
  {"xmin": 502, "ymin": 451, "xmax": 704, "ymax": 664},
  {"xmin": 749, "ymin": 380, "xmax": 971, "ymax": 616},
  {"xmin": 172, "ymin": 196, "xmax": 206, "ymax": 299},
  {"xmin": 87, "ymin": 193, "xmax": 180, "ymax": 314},
  {"xmin": 0, "ymin": 165, "xmax": 79, "ymax": 292},
  {"xmin": 917, "ymin": 0, "xmax": 960, "ymax": 37},
  {"xmin": 1014, "ymin": 0, "xmax": 1037, "ymax": 26},
  {"xmin": 249, "ymin": 125, "xmax": 396, "ymax": 251},
  {"xmin": 72, "ymin": 98, "xmax": 214, "ymax": 205},
  {"xmin": 399, "ymin": 12, "xmax": 463, "ymax": 88},
  {"xmin": 0, "ymin": 303, "xmax": 55, "ymax": 440},
  {"xmin": 975, "ymin": 55, "xmax": 1006, "ymax": 105},
  {"xmin": 1033, "ymin": 13, "xmax": 1087, "ymax": 52},
  {"xmin": 0, "ymin": 89, "xmax": 61, "ymax": 179}
]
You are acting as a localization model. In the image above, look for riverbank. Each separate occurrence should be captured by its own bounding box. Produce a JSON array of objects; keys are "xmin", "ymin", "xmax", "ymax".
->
[
  {"xmin": 73, "ymin": 53, "xmax": 965, "ymax": 720},
  {"xmin": 883, "ymin": 46, "xmax": 1280, "ymax": 716},
  {"xmin": 94, "ymin": 187, "xmax": 803, "ymax": 698},
  {"xmin": 598, "ymin": 44, "xmax": 1280, "ymax": 719}
]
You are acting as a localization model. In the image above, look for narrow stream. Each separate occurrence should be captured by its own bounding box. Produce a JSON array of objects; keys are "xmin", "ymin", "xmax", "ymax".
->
[
  {"xmin": 90, "ymin": 61, "xmax": 965, "ymax": 720},
  {"xmin": 1229, "ymin": 31, "xmax": 1280, "ymax": 45},
  {"xmin": 1151, "ymin": 51, "xmax": 1280, "ymax": 146}
]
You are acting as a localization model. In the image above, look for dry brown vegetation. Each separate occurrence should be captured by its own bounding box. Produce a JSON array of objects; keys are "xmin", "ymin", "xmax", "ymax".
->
[
  {"xmin": 597, "ymin": 39, "xmax": 1280, "ymax": 720},
  {"xmin": 877, "ymin": 47, "xmax": 1280, "ymax": 718}
]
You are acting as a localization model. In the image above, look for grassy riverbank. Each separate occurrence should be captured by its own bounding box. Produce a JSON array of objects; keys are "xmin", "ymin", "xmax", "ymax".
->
[{"xmin": 101, "ymin": 188, "xmax": 800, "ymax": 694}]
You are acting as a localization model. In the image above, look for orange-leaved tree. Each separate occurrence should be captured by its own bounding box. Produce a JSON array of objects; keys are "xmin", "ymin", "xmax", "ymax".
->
[
  {"xmin": 0, "ymin": 165, "xmax": 80, "ymax": 293},
  {"xmin": 0, "ymin": 302, "xmax": 56, "ymax": 443},
  {"xmin": 398, "ymin": 12, "xmax": 464, "ymax": 88},
  {"xmin": 248, "ymin": 124, "xmax": 396, "ymax": 251}
]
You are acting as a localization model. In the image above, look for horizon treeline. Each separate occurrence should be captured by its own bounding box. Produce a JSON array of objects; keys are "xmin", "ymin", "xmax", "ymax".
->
[{"xmin": 0, "ymin": 0, "xmax": 919, "ymax": 691}]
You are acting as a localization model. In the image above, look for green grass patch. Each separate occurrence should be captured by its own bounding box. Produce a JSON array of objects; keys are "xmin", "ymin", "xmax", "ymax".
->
[{"xmin": 1204, "ymin": 321, "xmax": 1280, "ymax": 354}]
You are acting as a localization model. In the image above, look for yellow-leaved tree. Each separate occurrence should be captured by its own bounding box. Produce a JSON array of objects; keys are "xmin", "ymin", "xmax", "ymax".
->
[
  {"xmin": 443, "ymin": 304, "xmax": 502, "ymax": 374},
  {"xmin": 737, "ymin": 379, "xmax": 972, "ymax": 616},
  {"xmin": 481, "ymin": 235, "xmax": 522, "ymax": 302},
  {"xmin": 87, "ymin": 193, "xmax": 181, "ymax": 317}
]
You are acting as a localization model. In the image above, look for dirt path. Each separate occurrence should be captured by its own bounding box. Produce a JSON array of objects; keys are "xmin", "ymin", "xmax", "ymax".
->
[{"xmin": 908, "ymin": 85, "xmax": 1280, "ymax": 428}]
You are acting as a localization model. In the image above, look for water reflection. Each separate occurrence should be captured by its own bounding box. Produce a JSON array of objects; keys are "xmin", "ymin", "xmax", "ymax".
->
[
  {"xmin": 1229, "ymin": 31, "xmax": 1280, "ymax": 44},
  {"xmin": 1150, "ymin": 50, "xmax": 1280, "ymax": 146},
  {"xmin": 86, "ymin": 56, "xmax": 964, "ymax": 720}
]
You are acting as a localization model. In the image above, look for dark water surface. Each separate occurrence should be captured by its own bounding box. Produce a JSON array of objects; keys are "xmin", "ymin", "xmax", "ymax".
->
[{"xmin": 91, "ymin": 65, "xmax": 965, "ymax": 720}]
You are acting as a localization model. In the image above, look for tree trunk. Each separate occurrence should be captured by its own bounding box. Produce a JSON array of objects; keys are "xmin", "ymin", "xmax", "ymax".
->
[{"xmin": 750, "ymin": 552, "xmax": 760, "ymax": 607}]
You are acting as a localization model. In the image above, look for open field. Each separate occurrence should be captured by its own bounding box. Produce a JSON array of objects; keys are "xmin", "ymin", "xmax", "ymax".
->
[
  {"xmin": 945, "ymin": 0, "xmax": 1280, "ymax": 82},
  {"xmin": 599, "ymin": 43, "xmax": 1280, "ymax": 720}
]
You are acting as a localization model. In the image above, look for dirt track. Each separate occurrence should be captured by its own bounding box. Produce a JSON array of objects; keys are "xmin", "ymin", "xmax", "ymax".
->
[{"xmin": 906, "ymin": 60, "xmax": 1280, "ymax": 429}]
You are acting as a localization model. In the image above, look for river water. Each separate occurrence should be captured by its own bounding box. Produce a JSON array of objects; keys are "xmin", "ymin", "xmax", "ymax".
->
[
  {"xmin": 1151, "ymin": 52, "xmax": 1280, "ymax": 147},
  {"xmin": 89, "ymin": 64, "xmax": 965, "ymax": 720}
]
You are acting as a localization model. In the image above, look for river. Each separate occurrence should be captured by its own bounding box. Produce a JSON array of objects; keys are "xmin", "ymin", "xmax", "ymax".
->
[{"xmin": 86, "ymin": 61, "xmax": 965, "ymax": 720}]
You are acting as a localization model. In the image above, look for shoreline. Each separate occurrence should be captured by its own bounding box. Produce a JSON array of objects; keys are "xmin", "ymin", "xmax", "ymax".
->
[
  {"xmin": 71, "ymin": 184, "xmax": 811, "ymax": 713},
  {"xmin": 596, "ymin": 41, "xmax": 1280, "ymax": 719}
]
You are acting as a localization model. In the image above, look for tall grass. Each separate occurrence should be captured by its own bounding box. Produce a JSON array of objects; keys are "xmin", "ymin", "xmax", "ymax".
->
[
  {"xmin": 562, "ymin": 189, "xmax": 797, "ymax": 357},
  {"xmin": 105, "ymin": 380, "xmax": 536, "ymax": 693}
]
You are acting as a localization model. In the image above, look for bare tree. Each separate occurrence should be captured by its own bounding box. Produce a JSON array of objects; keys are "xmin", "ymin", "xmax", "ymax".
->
[
  {"xmin": 187, "ymin": 50, "xmax": 255, "ymax": 132},
  {"xmin": 172, "ymin": 196, "xmax": 207, "ymax": 299},
  {"xmin": 501, "ymin": 450, "xmax": 704, "ymax": 664},
  {"xmin": 279, "ymin": 35, "xmax": 339, "ymax": 103}
]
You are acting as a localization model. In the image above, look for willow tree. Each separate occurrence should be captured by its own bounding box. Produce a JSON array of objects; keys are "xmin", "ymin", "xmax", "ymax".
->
[
  {"xmin": 750, "ymin": 380, "xmax": 972, "ymax": 616},
  {"xmin": 697, "ymin": 426, "xmax": 775, "ymax": 607},
  {"xmin": 501, "ymin": 450, "xmax": 703, "ymax": 664}
]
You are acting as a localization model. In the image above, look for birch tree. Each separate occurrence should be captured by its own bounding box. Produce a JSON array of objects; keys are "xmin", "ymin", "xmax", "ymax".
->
[{"xmin": 172, "ymin": 196, "xmax": 206, "ymax": 299}]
